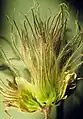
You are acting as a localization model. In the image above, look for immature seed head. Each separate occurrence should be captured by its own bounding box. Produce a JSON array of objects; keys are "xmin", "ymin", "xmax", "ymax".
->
[{"xmin": 0, "ymin": 3, "xmax": 83, "ymax": 119}]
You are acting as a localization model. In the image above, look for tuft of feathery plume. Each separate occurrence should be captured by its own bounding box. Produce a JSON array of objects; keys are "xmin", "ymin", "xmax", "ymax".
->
[{"xmin": 0, "ymin": 3, "xmax": 83, "ymax": 119}]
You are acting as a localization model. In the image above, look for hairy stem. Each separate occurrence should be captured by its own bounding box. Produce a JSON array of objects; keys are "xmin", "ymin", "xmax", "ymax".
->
[
  {"xmin": 45, "ymin": 112, "xmax": 50, "ymax": 119},
  {"xmin": 44, "ymin": 107, "xmax": 51, "ymax": 119}
]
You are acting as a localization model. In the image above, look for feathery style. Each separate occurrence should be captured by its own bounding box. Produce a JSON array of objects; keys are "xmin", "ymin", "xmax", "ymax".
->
[{"xmin": 0, "ymin": 3, "xmax": 83, "ymax": 119}]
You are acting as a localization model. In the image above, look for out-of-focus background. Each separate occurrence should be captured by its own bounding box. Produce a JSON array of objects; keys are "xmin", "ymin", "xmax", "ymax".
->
[{"xmin": 0, "ymin": 0, "xmax": 83, "ymax": 119}]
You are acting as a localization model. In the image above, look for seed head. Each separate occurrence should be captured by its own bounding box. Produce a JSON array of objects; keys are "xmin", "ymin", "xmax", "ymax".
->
[{"xmin": 0, "ymin": 3, "xmax": 83, "ymax": 119}]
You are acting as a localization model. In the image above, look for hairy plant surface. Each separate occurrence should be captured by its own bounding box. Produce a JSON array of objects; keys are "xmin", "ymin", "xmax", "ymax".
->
[{"xmin": 0, "ymin": 3, "xmax": 83, "ymax": 119}]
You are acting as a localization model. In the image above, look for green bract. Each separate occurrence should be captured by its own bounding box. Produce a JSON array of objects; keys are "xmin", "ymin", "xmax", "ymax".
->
[{"xmin": 0, "ymin": 3, "xmax": 83, "ymax": 119}]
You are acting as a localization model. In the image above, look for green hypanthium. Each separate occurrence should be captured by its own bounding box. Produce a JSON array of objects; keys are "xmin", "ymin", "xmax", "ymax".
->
[{"xmin": 0, "ymin": 3, "xmax": 83, "ymax": 119}]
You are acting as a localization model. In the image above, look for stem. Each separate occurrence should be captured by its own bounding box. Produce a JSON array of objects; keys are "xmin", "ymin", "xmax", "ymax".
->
[
  {"xmin": 44, "ymin": 107, "xmax": 51, "ymax": 119},
  {"xmin": 45, "ymin": 111, "xmax": 50, "ymax": 119}
]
